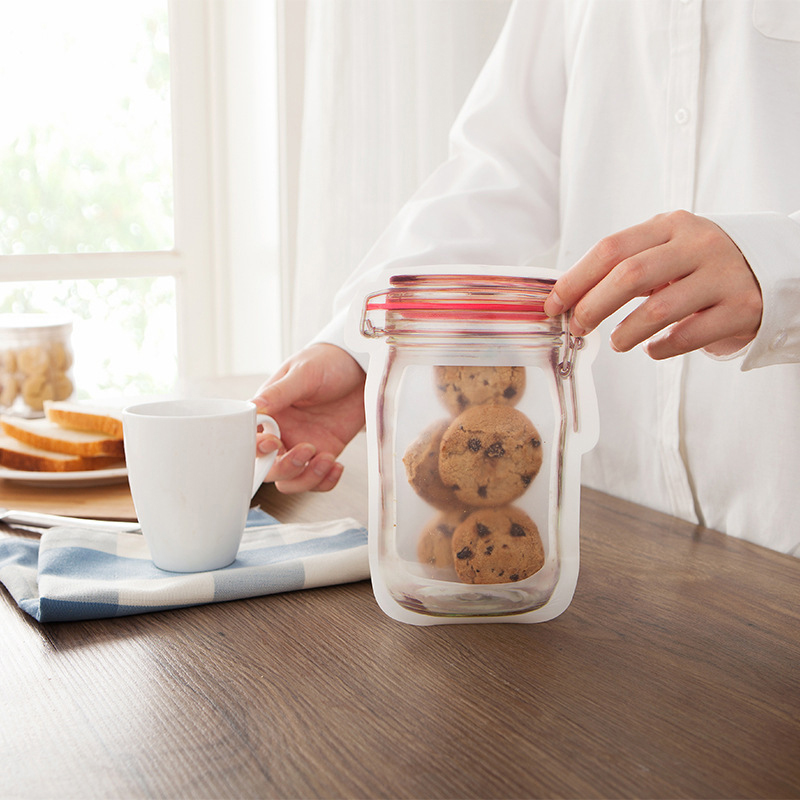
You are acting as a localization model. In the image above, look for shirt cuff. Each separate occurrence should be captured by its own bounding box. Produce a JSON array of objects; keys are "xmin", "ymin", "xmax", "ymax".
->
[{"xmin": 703, "ymin": 211, "xmax": 800, "ymax": 370}]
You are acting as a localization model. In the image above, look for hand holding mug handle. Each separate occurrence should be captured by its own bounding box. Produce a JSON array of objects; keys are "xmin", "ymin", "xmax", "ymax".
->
[{"xmin": 252, "ymin": 414, "xmax": 280, "ymax": 496}]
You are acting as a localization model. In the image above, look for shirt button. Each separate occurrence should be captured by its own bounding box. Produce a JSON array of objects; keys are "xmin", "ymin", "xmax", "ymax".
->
[
  {"xmin": 772, "ymin": 332, "xmax": 788, "ymax": 350},
  {"xmin": 674, "ymin": 108, "xmax": 690, "ymax": 125}
]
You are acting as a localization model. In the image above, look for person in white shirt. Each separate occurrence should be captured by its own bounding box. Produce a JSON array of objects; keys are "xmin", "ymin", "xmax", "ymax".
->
[{"xmin": 253, "ymin": 0, "xmax": 800, "ymax": 556}]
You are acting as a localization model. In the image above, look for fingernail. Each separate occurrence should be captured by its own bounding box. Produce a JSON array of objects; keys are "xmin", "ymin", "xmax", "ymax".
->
[
  {"xmin": 571, "ymin": 322, "xmax": 586, "ymax": 337},
  {"xmin": 291, "ymin": 444, "xmax": 316, "ymax": 467},
  {"xmin": 324, "ymin": 462, "xmax": 344, "ymax": 487},
  {"xmin": 545, "ymin": 291, "xmax": 564, "ymax": 316},
  {"xmin": 609, "ymin": 326, "xmax": 623, "ymax": 353}
]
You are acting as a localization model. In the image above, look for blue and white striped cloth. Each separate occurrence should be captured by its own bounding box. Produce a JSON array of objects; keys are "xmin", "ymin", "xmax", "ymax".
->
[{"xmin": 0, "ymin": 509, "xmax": 369, "ymax": 623}]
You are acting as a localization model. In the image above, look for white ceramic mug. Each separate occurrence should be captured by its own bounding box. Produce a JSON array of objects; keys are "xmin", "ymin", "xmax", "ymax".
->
[{"xmin": 122, "ymin": 398, "xmax": 279, "ymax": 572}]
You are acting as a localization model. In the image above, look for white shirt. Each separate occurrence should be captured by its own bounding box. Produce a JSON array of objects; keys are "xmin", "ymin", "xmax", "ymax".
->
[{"xmin": 316, "ymin": 0, "xmax": 800, "ymax": 555}]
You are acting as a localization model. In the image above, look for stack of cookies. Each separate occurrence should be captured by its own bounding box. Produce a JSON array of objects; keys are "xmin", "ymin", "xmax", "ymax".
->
[
  {"xmin": 402, "ymin": 365, "xmax": 545, "ymax": 585},
  {"xmin": 0, "ymin": 339, "xmax": 74, "ymax": 413}
]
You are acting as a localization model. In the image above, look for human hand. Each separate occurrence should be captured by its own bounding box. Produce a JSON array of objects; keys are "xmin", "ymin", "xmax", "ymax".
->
[
  {"xmin": 251, "ymin": 343, "xmax": 366, "ymax": 493},
  {"xmin": 543, "ymin": 211, "xmax": 763, "ymax": 359}
]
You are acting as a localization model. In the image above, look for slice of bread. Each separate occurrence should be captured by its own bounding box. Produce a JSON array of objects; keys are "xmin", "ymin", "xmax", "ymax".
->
[
  {"xmin": 0, "ymin": 415, "xmax": 125, "ymax": 458},
  {"xmin": 0, "ymin": 432, "xmax": 122, "ymax": 472},
  {"xmin": 44, "ymin": 400, "xmax": 124, "ymax": 439}
]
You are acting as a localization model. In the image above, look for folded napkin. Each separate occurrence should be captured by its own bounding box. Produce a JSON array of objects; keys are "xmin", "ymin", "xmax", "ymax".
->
[{"xmin": 0, "ymin": 508, "xmax": 369, "ymax": 623}]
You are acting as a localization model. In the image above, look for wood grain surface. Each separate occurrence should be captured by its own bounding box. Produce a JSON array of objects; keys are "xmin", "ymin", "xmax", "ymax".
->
[
  {"xmin": 1, "ymin": 435, "xmax": 798, "ymax": 799},
  {"xmin": 0, "ymin": 476, "xmax": 137, "ymax": 520}
]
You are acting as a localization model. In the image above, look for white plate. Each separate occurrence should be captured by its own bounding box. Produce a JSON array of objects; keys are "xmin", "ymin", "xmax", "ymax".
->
[{"xmin": 0, "ymin": 465, "xmax": 128, "ymax": 488}]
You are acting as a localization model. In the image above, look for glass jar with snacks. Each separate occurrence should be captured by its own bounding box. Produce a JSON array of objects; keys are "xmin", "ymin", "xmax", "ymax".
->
[
  {"xmin": 349, "ymin": 267, "xmax": 598, "ymax": 625},
  {"xmin": 0, "ymin": 313, "xmax": 76, "ymax": 417}
]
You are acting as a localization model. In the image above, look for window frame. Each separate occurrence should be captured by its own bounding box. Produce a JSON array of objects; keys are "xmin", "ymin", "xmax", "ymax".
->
[{"xmin": 0, "ymin": 0, "xmax": 281, "ymax": 382}]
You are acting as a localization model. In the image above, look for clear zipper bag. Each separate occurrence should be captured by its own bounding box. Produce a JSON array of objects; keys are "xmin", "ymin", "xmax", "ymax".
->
[{"xmin": 348, "ymin": 266, "xmax": 598, "ymax": 625}]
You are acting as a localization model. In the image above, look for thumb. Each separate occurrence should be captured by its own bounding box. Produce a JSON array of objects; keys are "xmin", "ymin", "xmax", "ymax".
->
[{"xmin": 251, "ymin": 366, "xmax": 312, "ymax": 415}]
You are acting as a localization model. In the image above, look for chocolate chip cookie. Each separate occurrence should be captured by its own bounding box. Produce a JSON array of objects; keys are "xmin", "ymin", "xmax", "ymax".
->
[
  {"xmin": 434, "ymin": 365, "xmax": 526, "ymax": 415},
  {"xmin": 438, "ymin": 404, "xmax": 543, "ymax": 507},
  {"xmin": 451, "ymin": 506, "xmax": 544, "ymax": 584},
  {"xmin": 416, "ymin": 509, "xmax": 468, "ymax": 576},
  {"xmin": 403, "ymin": 419, "xmax": 462, "ymax": 510}
]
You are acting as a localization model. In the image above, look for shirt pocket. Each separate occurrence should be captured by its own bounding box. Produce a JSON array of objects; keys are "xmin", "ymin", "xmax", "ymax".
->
[{"xmin": 753, "ymin": 0, "xmax": 800, "ymax": 42}]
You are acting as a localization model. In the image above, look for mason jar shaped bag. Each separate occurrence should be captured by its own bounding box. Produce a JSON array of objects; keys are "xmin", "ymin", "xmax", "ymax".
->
[{"xmin": 347, "ymin": 267, "xmax": 599, "ymax": 625}]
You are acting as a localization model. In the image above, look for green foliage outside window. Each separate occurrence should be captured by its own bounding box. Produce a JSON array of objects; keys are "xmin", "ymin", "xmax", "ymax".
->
[{"xmin": 0, "ymin": 3, "xmax": 177, "ymax": 397}]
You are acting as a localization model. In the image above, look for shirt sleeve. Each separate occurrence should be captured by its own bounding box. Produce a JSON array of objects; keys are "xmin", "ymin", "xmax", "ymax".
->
[
  {"xmin": 310, "ymin": 0, "xmax": 567, "ymax": 364},
  {"xmin": 705, "ymin": 210, "xmax": 800, "ymax": 370}
]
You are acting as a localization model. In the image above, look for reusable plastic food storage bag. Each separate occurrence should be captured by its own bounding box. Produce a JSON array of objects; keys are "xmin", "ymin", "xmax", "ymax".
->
[{"xmin": 347, "ymin": 266, "xmax": 598, "ymax": 625}]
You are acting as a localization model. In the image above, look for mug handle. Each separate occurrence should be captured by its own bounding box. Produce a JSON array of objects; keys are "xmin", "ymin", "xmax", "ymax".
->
[{"xmin": 252, "ymin": 413, "xmax": 281, "ymax": 496}]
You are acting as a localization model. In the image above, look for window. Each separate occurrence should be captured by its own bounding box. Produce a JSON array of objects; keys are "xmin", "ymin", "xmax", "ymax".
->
[{"xmin": 0, "ymin": 0, "xmax": 281, "ymax": 400}]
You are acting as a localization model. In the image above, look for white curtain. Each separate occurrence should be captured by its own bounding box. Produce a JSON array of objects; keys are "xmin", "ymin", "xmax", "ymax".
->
[{"xmin": 288, "ymin": 0, "xmax": 512, "ymax": 350}]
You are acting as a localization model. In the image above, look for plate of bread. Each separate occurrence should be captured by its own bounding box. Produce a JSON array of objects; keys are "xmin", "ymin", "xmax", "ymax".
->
[{"xmin": 0, "ymin": 400, "xmax": 127, "ymax": 487}]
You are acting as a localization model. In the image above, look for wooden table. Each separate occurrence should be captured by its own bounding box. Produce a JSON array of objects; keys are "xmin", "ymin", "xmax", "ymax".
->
[{"xmin": 1, "ymin": 436, "xmax": 798, "ymax": 799}]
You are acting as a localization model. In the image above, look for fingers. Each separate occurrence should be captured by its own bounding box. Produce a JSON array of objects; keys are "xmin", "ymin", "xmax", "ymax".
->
[
  {"xmin": 251, "ymin": 344, "xmax": 363, "ymax": 417},
  {"xmin": 250, "ymin": 346, "xmax": 325, "ymax": 414},
  {"xmin": 310, "ymin": 461, "xmax": 345, "ymax": 492},
  {"xmin": 544, "ymin": 215, "xmax": 672, "ymax": 330},
  {"xmin": 543, "ymin": 211, "xmax": 763, "ymax": 359},
  {"xmin": 256, "ymin": 433, "xmax": 344, "ymax": 493},
  {"xmin": 256, "ymin": 432, "xmax": 284, "ymax": 458},
  {"xmin": 608, "ymin": 270, "xmax": 717, "ymax": 353},
  {"xmin": 579, "ymin": 242, "xmax": 695, "ymax": 340},
  {"xmin": 643, "ymin": 303, "xmax": 757, "ymax": 360},
  {"xmin": 251, "ymin": 364, "xmax": 308, "ymax": 415},
  {"xmin": 274, "ymin": 454, "xmax": 344, "ymax": 494},
  {"xmin": 260, "ymin": 439, "xmax": 315, "ymax": 483}
]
